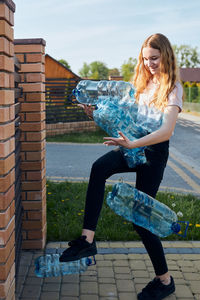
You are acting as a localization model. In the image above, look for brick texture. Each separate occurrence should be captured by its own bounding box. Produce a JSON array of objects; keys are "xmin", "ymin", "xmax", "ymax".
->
[
  {"xmin": 14, "ymin": 37, "xmax": 47, "ymax": 252},
  {"xmin": 0, "ymin": 1, "xmax": 15, "ymax": 299},
  {"xmin": 46, "ymin": 121, "xmax": 98, "ymax": 136}
]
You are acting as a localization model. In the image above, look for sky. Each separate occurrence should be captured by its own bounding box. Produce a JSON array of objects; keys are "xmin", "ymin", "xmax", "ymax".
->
[{"xmin": 14, "ymin": 0, "xmax": 200, "ymax": 75}]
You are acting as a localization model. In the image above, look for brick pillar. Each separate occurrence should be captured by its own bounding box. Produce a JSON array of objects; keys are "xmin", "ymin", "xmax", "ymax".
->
[
  {"xmin": 0, "ymin": 1, "xmax": 16, "ymax": 299},
  {"xmin": 14, "ymin": 39, "xmax": 46, "ymax": 250}
]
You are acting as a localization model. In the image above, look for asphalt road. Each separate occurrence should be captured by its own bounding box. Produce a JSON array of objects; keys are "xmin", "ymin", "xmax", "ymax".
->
[{"xmin": 46, "ymin": 113, "xmax": 200, "ymax": 196}]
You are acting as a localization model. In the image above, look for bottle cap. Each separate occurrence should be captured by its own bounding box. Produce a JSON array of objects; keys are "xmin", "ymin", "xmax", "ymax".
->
[
  {"xmin": 171, "ymin": 222, "xmax": 181, "ymax": 233},
  {"xmin": 86, "ymin": 257, "xmax": 92, "ymax": 266},
  {"xmin": 72, "ymin": 89, "xmax": 79, "ymax": 96}
]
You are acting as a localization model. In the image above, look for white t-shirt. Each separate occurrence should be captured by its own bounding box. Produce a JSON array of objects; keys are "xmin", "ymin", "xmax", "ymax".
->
[{"xmin": 136, "ymin": 81, "xmax": 183, "ymax": 132}]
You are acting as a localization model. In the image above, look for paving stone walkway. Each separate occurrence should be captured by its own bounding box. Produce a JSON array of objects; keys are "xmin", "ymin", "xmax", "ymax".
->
[{"xmin": 16, "ymin": 241, "xmax": 200, "ymax": 300}]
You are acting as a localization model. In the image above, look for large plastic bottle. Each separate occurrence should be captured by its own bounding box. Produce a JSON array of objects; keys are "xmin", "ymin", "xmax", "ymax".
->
[
  {"xmin": 93, "ymin": 98, "xmax": 147, "ymax": 167},
  {"xmin": 73, "ymin": 80, "xmax": 135, "ymax": 105},
  {"xmin": 106, "ymin": 182, "xmax": 185, "ymax": 238},
  {"xmin": 35, "ymin": 254, "xmax": 93, "ymax": 278}
]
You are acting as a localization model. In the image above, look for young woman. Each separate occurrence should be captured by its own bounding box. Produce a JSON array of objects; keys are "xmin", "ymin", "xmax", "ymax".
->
[{"xmin": 60, "ymin": 33, "xmax": 183, "ymax": 300}]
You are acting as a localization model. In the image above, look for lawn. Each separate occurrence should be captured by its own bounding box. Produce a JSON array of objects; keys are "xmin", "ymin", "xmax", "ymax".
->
[
  {"xmin": 46, "ymin": 128, "xmax": 107, "ymax": 143},
  {"xmin": 46, "ymin": 180, "xmax": 200, "ymax": 242}
]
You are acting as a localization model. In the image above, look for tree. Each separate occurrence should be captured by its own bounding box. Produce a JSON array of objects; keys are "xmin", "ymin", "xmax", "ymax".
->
[
  {"xmin": 58, "ymin": 59, "xmax": 71, "ymax": 70},
  {"xmin": 79, "ymin": 62, "xmax": 90, "ymax": 78},
  {"xmin": 121, "ymin": 57, "xmax": 137, "ymax": 81},
  {"xmin": 79, "ymin": 61, "xmax": 109, "ymax": 80},
  {"xmin": 173, "ymin": 45, "xmax": 200, "ymax": 68},
  {"xmin": 108, "ymin": 68, "xmax": 120, "ymax": 77}
]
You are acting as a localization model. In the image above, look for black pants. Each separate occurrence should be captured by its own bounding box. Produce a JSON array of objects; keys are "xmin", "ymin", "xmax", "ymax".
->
[{"xmin": 83, "ymin": 141, "xmax": 169, "ymax": 275}]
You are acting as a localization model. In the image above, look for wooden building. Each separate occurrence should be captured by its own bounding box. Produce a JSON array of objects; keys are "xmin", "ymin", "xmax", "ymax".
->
[{"xmin": 45, "ymin": 54, "xmax": 81, "ymax": 79}]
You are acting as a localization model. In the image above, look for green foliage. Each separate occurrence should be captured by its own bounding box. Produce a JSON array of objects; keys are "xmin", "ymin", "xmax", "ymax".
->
[
  {"xmin": 79, "ymin": 62, "xmax": 90, "ymax": 78},
  {"xmin": 183, "ymin": 81, "xmax": 191, "ymax": 87},
  {"xmin": 58, "ymin": 59, "xmax": 71, "ymax": 70},
  {"xmin": 173, "ymin": 45, "xmax": 200, "ymax": 68},
  {"xmin": 183, "ymin": 82, "xmax": 200, "ymax": 102},
  {"xmin": 108, "ymin": 68, "xmax": 120, "ymax": 77},
  {"xmin": 90, "ymin": 61, "xmax": 109, "ymax": 79},
  {"xmin": 121, "ymin": 57, "xmax": 137, "ymax": 82},
  {"xmin": 79, "ymin": 61, "xmax": 109, "ymax": 80}
]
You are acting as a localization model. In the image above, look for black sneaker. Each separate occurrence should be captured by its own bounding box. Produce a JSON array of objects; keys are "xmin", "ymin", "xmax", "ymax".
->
[
  {"xmin": 137, "ymin": 276, "xmax": 175, "ymax": 300},
  {"xmin": 59, "ymin": 235, "xmax": 97, "ymax": 262}
]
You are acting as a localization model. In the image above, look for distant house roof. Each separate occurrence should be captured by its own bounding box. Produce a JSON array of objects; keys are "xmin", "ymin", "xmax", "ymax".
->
[
  {"xmin": 45, "ymin": 54, "xmax": 81, "ymax": 79},
  {"xmin": 179, "ymin": 68, "xmax": 200, "ymax": 82},
  {"xmin": 109, "ymin": 75, "xmax": 124, "ymax": 81}
]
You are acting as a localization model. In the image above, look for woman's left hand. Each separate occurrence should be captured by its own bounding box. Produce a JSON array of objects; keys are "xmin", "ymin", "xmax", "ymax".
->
[{"xmin": 103, "ymin": 131, "xmax": 134, "ymax": 149}]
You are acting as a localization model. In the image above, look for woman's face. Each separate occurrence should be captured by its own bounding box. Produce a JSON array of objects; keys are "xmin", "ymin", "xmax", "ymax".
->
[{"xmin": 142, "ymin": 47, "xmax": 161, "ymax": 76}]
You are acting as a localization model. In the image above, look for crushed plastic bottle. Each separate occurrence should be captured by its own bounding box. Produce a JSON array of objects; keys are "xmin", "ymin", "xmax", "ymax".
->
[
  {"xmin": 93, "ymin": 97, "xmax": 147, "ymax": 167},
  {"xmin": 73, "ymin": 80, "xmax": 135, "ymax": 105},
  {"xmin": 106, "ymin": 182, "xmax": 189, "ymax": 238},
  {"xmin": 35, "ymin": 254, "xmax": 94, "ymax": 278}
]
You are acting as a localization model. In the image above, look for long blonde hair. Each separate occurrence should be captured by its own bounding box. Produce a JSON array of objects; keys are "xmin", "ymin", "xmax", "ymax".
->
[{"xmin": 133, "ymin": 33, "xmax": 180, "ymax": 111}]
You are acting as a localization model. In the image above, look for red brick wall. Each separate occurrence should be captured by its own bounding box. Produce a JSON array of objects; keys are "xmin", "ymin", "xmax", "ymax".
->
[
  {"xmin": 46, "ymin": 121, "xmax": 98, "ymax": 136},
  {"xmin": 0, "ymin": 1, "xmax": 16, "ymax": 299},
  {"xmin": 14, "ymin": 38, "xmax": 46, "ymax": 250}
]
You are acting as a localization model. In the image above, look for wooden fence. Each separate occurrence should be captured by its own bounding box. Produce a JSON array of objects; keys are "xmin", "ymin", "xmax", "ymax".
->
[{"xmin": 45, "ymin": 78, "xmax": 90, "ymax": 123}]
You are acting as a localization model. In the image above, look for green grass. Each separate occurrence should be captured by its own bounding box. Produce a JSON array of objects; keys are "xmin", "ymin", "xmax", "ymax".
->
[
  {"xmin": 46, "ymin": 128, "xmax": 108, "ymax": 143},
  {"xmin": 46, "ymin": 180, "xmax": 200, "ymax": 242}
]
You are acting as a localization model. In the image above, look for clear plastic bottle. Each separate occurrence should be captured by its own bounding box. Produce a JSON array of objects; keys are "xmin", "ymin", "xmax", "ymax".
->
[
  {"xmin": 106, "ymin": 182, "xmax": 183, "ymax": 238},
  {"xmin": 35, "ymin": 254, "xmax": 93, "ymax": 278},
  {"xmin": 73, "ymin": 80, "xmax": 135, "ymax": 104},
  {"xmin": 93, "ymin": 98, "xmax": 147, "ymax": 167}
]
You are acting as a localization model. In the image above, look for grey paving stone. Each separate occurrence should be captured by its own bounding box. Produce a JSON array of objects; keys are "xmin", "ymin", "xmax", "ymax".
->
[
  {"xmin": 60, "ymin": 297, "xmax": 79, "ymax": 300},
  {"xmin": 97, "ymin": 267, "xmax": 115, "ymax": 277},
  {"xmin": 44, "ymin": 276, "xmax": 61, "ymax": 283},
  {"xmin": 80, "ymin": 281, "xmax": 98, "ymax": 294},
  {"xmin": 62, "ymin": 274, "xmax": 79, "ymax": 283},
  {"xmin": 175, "ymin": 284, "xmax": 194, "ymax": 298},
  {"xmin": 129, "ymin": 260, "xmax": 146, "ymax": 270},
  {"xmin": 21, "ymin": 284, "xmax": 41, "ymax": 299},
  {"xmin": 99, "ymin": 283, "xmax": 117, "ymax": 297},
  {"xmin": 98, "ymin": 277, "xmax": 116, "ymax": 284},
  {"xmin": 132, "ymin": 270, "xmax": 150, "ymax": 278},
  {"xmin": 99, "ymin": 297, "xmax": 118, "ymax": 300},
  {"xmin": 115, "ymin": 273, "xmax": 133, "ymax": 280},
  {"xmin": 61, "ymin": 283, "xmax": 79, "ymax": 297},
  {"xmin": 116, "ymin": 279, "xmax": 135, "ymax": 292},
  {"xmin": 119, "ymin": 292, "xmax": 138, "ymax": 300},
  {"xmin": 113, "ymin": 260, "xmax": 129, "ymax": 267},
  {"xmin": 24, "ymin": 276, "xmax": 43, "ymax": 285},
  {"xmin": 190, "ymin": 281, "xmax": 200, "ymax": 294},
  {"xmin": 80, "ymin": 295, "xmax": 99, "ymax": 300},
  {"xmin": 40, "ymin": 292, "xmax": 60, "ymax": 300},
  {"xmin": 80, "ymin": 275, "xmax": 97, "ymax": 282},
  {"xmin": 183, "ymin": 272, "xmax": 200, "ymax": 281},
  {"xmin": 114, "ymin": 266, "xmax": 131, "ymax": 274},
  {"xmin": 42, "ymin": 283, "xmax": 61, "ymax": 292},
  {"xmin": 97, "ymin": 260, "xmax": 113, "ymax": 267}
]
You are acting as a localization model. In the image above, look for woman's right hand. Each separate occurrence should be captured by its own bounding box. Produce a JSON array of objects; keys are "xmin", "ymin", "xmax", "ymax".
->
[{"xmin": 78, "ymin": 104, "xmax": 95, "ymax": 120}]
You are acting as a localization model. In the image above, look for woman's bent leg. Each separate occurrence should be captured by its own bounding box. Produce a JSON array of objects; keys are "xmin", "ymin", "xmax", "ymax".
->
[{"xmin": 83, "ymin": 148, "xmax": 132, "ymax": 231}]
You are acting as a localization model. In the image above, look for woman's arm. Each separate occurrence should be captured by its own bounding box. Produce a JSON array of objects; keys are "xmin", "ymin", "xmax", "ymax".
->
[
  {"xmin": 78, "ymin": 104, "xmax": 95, "ymax": 120},
  {"xmin": 103, "ymin": 106, "xmax": 179, "ymax": 148}
]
